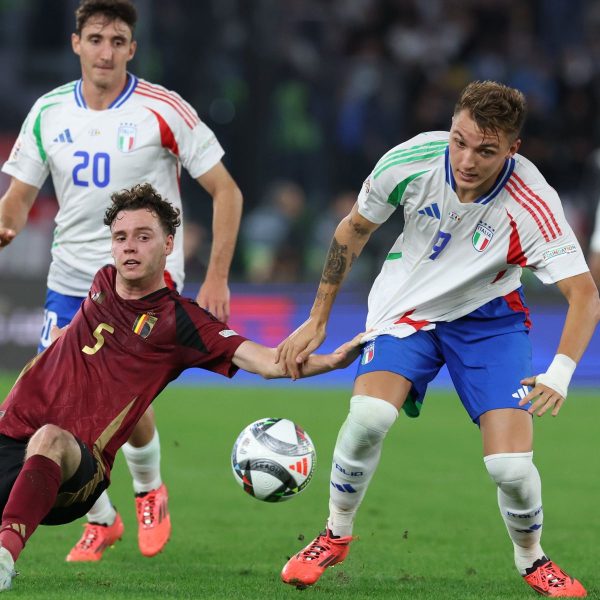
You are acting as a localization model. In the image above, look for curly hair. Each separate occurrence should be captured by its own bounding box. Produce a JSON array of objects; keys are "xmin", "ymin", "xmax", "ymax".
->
[
  {"xmin": 75, "ymin": 0, "xmax": 137, "ymax": 35},
  {"xmin": 104, "ymin": 183, "xmax": 181, "ymax": 236},
  {"xmin": 454, "ymin": 81, "xmax": 527, "ymax": 140}
]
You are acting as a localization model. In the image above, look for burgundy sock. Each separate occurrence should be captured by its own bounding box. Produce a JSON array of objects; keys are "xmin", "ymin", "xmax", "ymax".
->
[{"xmin": 0, "ymin": 455, "xmax": 62, "ymax": 561}]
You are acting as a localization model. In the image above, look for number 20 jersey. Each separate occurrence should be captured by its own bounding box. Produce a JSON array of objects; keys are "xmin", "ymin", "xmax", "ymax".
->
[
  {"xmin": 358, "ymin": 131, "xmax": 589, "ymax": 340},
  {"xmin": 2, "ymin": 74, "xmax": 224, "ymax": 296}
]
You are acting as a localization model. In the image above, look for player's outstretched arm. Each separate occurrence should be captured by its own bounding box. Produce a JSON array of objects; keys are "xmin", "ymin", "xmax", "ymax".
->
[
  {"xmin": 520, "ymin": 271, "xmax": 600, "ymax": 416},
  {"xmin": 0, "ymin": 178, "xmax": 39, "ymax": 248},
  {"xmin": 234, "ymin": 332, "xmax": 364, "ymax": 380},
  {"xmin": 195, "ymin": 162, "xmax": 243, "ymax": 322},
  {"xmin": 275, "ymin": 204, "xmax": 378, "ymax": 379}
]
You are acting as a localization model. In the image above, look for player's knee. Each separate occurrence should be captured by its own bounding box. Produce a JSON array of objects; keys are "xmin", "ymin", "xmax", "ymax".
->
[
  {"xmin": 27, "ymin": 424, "xmax": 74, "ymax": 457},
  {"xmin": 349, "ymin": 395, "xmax": 399, "ymax": 433},
  {"xmin": 336, "ymin": 395, "xmax": 398, "ymax": 453},
  {"xmin": 484, "ymin": 451, "xmax": 534, "ymax": 494}
]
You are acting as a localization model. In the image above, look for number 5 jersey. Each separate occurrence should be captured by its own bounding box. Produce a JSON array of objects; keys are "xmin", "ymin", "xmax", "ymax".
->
[{"xmin": 0, "ymin": 265, "xmax": 247, "ymax": 480}]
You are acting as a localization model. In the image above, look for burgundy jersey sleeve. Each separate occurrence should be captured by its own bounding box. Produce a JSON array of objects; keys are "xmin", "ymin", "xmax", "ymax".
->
[{"xmin": 171, "ymin": 297, "xmax": 247, "ymax": 376}]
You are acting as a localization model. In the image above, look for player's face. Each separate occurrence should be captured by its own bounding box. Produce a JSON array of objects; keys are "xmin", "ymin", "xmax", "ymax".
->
[
  {"xmin": 72, "ymin": 16, "xmax": 136, "ymax": 92},
  {"xmin": 111, "ymin": 209, "xmax": 173, "ymax": 294},
  {"xmin": 449, "ymin": 109, "xmax": 521, "ymax": 203}
]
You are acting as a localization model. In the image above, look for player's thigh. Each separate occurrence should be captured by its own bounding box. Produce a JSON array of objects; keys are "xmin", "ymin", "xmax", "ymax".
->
[
  {"xmin": 38, "ymin": 289, "xmax": 84, "ymax": 352},
  {"xmin": 354, "ymin": 333, "xmax": 444, "ymax": 413},
  {"xmin": 479, "ymin": 408, "xmax": 533, "ymax": 455},
  {"xmin": 0, "ymin": 435, "xmax": 27, "ymax": 514},
  {"xmin": 42, "ymin": 437, "xmax": 107, "ymax": 526},
  {"xmin": 353, "ymin": 371, "xmax": 412, "ymax": 410}
]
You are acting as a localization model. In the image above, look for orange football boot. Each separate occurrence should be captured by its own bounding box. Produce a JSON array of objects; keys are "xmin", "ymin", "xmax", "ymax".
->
[
  {"xmin": 523, "ymin": 557, "xmax": 587, "ymax": 597},
  {"xmin": 65, "ymin": 513, "xmax": 124, "ymax": 562},
  {"xmin": 281, "ymin": 529, "xmax": 354, "ymax": 589},
  {"xmin": 135, "ymin": 484, "xmax": 171, "ymax": 557}
]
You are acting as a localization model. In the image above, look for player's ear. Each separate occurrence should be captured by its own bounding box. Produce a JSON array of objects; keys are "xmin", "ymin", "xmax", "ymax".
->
[
  {"xmin": 128, "ymin": 39, "xmax": 137, "ymax": 61},
  {"xmin": 71, "ymin": 33, "xmax": 81, "ymax": 56},
  {"xmin": 508, "ymin": 138, "xmax": 521, "ymax": 158},
  {"xmin": 165, "ymin": 234, "xmax": 174, "ymax": 256}
]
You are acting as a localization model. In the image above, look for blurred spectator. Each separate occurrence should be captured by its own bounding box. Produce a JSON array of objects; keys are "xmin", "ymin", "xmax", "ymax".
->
[
  {"xmin": 2, "ymin": 0, "xmax": 600, "ymax": 284},
  {"xmin": 182, "ymin": 220, "xmax": 210, "ymax": 284},
  {"xmin": 241, "ymin": 180, "xmax": 310, "ymax": 283}
]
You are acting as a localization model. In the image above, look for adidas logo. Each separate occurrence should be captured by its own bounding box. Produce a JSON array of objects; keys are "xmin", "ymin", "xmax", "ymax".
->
[
  {"xmin": 331, "ymin": 481, "xmax": 357, "ymax": 493},
  {"xmin": 53, "ymin": 128, "xmax": 73, "ymax": 143},
  {"xmin": 418, "ymin": 203, "xmax": 441, "ymax": 219},
  {"xmin": 511, "ymin": 385, "xmax": 530, "ymax": 399},
  {"xmin": 289, "ymin": 457, "xmax": 309, "ymax": 477}
]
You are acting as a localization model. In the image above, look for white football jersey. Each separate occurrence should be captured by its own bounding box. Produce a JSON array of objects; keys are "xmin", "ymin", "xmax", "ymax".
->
[
  {"xmin": 590, "ymin": 200, "xmax": 600, "ymax": 253},
  {"xmin": 2, "ymin": 74, "xmax": 224, "ymax": 296},
  {"xmin": 359, "ymin": 131, "xmax": 589, "ymax": 340}
]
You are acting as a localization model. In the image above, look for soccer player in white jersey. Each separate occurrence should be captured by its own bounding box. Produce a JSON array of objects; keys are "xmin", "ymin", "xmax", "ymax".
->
[
  {"xmin": 277, "ymin": 81, "xmax": 599, "ymax": 597},
  {"xmin": 589, "ymin": 201, "xmax": 600, "ymax": 286},
  {"xmin": 0, "ymin": 0, "xmax": 243, "ymax": 562}
]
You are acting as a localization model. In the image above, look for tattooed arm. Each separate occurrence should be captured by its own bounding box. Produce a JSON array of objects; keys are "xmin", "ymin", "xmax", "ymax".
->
[{"xmin": 275, "ymin": 203, "xmax": 379, "ymax": 378}]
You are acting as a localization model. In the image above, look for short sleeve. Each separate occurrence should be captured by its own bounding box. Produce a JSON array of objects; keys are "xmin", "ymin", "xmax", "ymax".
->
[
  {"xmin": 521, "ymin": 189, "xmax": 590, "ymax": 283},
  {"xmin": 590, "ymin": 201, "xmax": 600, "ymax": 253},
  {"xmin": 175, "ymin": 299, "xmax": 247, "ymax": 377},
  {"xmin": 1, "ymin": 104, "xmax": 50, "ymax": 188},
  {"xmin": 357, "ymin": 132, "xmax": 447, "ymax": 225}
]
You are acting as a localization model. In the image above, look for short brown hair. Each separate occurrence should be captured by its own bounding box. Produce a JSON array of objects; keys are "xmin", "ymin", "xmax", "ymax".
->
[
  {"xmin": 104, "ymin": 183, "xmax": 181, "ymax": 237},
  {"xmin": 454, "ymin": 81, "xmax": 527, "ymax": 140},
  {"xmin": 75, "ymin": 0, "xmax": 137, "ymax": 35}
]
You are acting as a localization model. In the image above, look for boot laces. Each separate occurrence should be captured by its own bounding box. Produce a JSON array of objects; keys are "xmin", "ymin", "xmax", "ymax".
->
[
  {"xmin": 301, "ymin": 532, "xmax": 331, "ymax": 562},
  {"xmin": 76, "ymin": 525, "xmax": 102, "ymax": 550},
  {"xmin": 137, "ymin": 493, "xmax": 157, "ymax": 527},
  {"xmin": 541, "ymin": 563, "xmax": 567, "ymax": 590}
]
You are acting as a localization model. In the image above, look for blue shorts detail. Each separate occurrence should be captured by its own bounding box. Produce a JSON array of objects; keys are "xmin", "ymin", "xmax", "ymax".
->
[
  {"xmin": 356, "ymin": 294, "xmax": 532, "ymax": 424},
  {"xmin": 38, "ymin": 289, "xmax": 84, "ymax": 353}
]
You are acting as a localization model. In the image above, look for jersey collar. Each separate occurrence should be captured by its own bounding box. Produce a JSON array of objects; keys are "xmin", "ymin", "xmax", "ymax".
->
[
  {"xmin": 74, "ymin": 73, "xmax": 139, "ymax": 109},
  {"xmin": 444, "ymin": 146, "xmax": 515, "ymax": 205}
]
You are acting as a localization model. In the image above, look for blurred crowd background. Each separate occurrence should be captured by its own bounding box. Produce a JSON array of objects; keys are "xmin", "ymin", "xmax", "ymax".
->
[{"xmin": 1, "ymin": 0, "xmax": 600, "ymax": 290}]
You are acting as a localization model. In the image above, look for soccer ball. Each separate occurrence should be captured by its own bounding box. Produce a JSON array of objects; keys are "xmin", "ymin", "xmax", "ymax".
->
[{"xmin": 231, "ymin": 418, "xmax": 316, "ymax": 502}]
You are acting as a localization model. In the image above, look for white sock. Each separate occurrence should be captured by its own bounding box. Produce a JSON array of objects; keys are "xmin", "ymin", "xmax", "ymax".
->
[
  {"xmin": 328, "ymin": 395, "xmax": 398, "ymax": 537},
  {"xmin": 86, "ymin": 491, "xmax": 117, "ymax": 525},
  {"xmin": 122, "ymin": 430, "xmax": 162, "ymax": 494},
  {"xmin": 484, "ymin": 452, "xmax": 545, "ymax": 574}
]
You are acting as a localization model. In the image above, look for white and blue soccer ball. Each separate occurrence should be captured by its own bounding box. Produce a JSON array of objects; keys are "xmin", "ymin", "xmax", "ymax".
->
[{"xmin": 231, "ymin": 418, "xmax": 316, "ymax": 502}]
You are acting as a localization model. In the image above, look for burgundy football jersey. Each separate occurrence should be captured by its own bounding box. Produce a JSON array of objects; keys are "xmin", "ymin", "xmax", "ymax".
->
[{"xmin": 0, "ymin": 266, "xmax": 247, "ymax": 480}]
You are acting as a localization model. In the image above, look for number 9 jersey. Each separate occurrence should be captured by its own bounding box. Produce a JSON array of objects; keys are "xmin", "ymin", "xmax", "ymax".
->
[
  {"xmin": 358, "ymin": 131, "xmax": 590, "ymax": 341},
  {"xmin": 1, "ymin": 74, "xmax": 224, "ymax": 296}
]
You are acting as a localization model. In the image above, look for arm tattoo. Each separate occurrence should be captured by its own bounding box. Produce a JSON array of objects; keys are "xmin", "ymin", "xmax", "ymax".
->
[
  {"xmin": 321, "ymin": 238, "xmax": 348, "ymax": 285},
  {"xmin": 349, "ymin": 216, "xmax": 371, "ymax": 237},
  {"xmin": 314, "ymin": 288, "xmax": 337, "ymax": 307}
]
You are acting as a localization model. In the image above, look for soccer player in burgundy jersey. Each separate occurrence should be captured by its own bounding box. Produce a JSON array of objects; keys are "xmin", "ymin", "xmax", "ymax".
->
[
  {"xmin": 0, "ymin": 183, "xmax": 362, "ymax": 591},
  {"xmin": 0, "ymin": 0, "xmax": 244, "ymax": 562}
]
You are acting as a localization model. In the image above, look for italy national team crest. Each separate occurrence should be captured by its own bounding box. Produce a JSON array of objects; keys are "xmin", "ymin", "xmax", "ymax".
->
[
  {"xmin": 472, "ymin": 221, "xmax": 495, "ymax": 252},
  {"xmin": 133, "ymin": 313, "xmax": 158, "ymax": 338},
  {"xmin": 117, "ymin": 123, "xmax": 137, "ymax": 153},
  {"xmin": 361, "ymin": 341, "xmax": 375, "ymax": 365}
]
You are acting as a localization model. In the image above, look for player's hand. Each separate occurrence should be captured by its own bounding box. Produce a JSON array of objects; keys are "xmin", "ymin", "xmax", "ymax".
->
[
  {"xmin": 328, "ymin": 331, "xmax": 365, "ymax": 369},
  {"xmin": 0, "ymin": 227, "xmax": 16, "ymax": 248},
  {"xmin": 50, "ymin": 324, "xmax": 68, "ymax": 343},
  {"xmin": 275, "ymin": 317, "xmax": 327, "ymax": 380},
  {"xmin": 519, "ymin": 376, "xmax": 565, "ymax": 417},
  {"xmin": 196, "ymin": 277, "xmax": 231, "ymax": 322}
]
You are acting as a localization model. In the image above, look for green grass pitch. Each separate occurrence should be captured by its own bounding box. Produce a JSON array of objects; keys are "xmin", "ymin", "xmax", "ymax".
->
[{"xmin": 0, "ymin": 374, "xmax": 597, "ymax": 599}]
